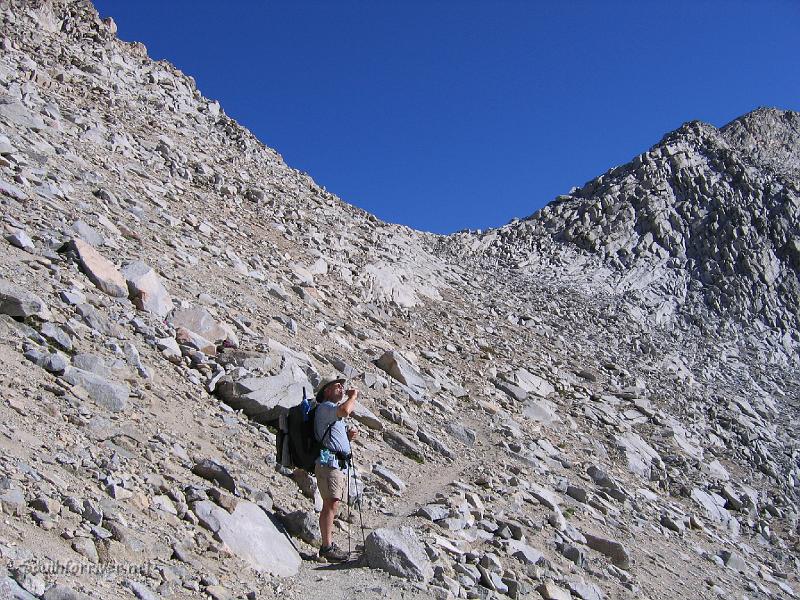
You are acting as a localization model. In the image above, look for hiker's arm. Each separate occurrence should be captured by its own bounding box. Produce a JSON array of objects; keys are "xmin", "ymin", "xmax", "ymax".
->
[{"xmin": 336, "ymin": 389, "xmax": 358, "ymax": 418}]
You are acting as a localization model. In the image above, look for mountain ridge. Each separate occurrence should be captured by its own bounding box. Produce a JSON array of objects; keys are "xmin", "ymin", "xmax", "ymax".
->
[{"xmin": 451, "ymin": 108, "xmax": 800, "ymax": 336}]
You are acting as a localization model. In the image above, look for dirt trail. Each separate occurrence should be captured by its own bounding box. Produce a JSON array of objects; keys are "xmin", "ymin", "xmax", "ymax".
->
[{"xmin": 368, "ymin": 458, "xmax": 468, "ymax": 530}]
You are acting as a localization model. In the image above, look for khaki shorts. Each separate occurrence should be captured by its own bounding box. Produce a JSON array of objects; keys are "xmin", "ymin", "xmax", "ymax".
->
[{"xmin": 315, "ymin": 463, "xmax": 348, "ymax": 503}]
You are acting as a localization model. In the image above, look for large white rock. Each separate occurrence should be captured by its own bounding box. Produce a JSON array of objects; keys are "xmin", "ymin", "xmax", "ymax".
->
[
  {"xmin": 193, "ymin": 500, "xmax": 300, "ymax": 576},
  {"xmin": 215, "ymin": 363, "xmax": 310, "ymax": 422},
  {"xmin": 375, "ymin": 350, "xmax": 429, "ymax": 394},
  {"xmin": 121, "ymin": 261, "xmax": 173, "ymax": 318},
  {"xmin": 351, "ymin": 402, "xmax": 384, "ymax": 430},
  {"xmin": 365, "ymin": 527, "xmax": 433, "ymax": 582}
]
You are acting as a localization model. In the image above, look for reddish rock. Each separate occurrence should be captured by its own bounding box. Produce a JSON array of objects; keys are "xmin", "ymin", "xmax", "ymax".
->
[{"xmin": 67, "ymin": 237, "xmax": 127, "ymax": 297}]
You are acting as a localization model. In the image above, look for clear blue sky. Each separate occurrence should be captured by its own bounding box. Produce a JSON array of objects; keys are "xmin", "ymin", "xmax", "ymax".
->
[{"xmin": 93, "ymin": 1, "xmax": 800, "ymax": 234}]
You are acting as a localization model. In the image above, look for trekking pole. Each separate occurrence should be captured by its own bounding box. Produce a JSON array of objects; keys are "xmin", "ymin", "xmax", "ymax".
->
[
  {"xmin": 344, "ymin": 375, "xmax": 353, "ymax": 559},
  {"xmin": 347, "ymin": 458, "xmax": 352, "ymax": 557},
  {"xmin": 350, "ymin": 451, "xmax": 368, "ymax": 555}
]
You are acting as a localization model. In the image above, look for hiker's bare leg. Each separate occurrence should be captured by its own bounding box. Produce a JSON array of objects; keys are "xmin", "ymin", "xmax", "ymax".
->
[{"xmin": 320, "ymin": 497, "xmax": 339, "ymax": 547}]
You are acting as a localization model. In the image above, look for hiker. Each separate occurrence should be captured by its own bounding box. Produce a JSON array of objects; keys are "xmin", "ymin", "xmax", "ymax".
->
[{"xmin": 314, "ymin": 375, "xmax": 358, "ymax": 562}]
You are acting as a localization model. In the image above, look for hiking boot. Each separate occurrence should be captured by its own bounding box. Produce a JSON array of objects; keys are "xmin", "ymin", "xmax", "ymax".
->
[{"xmin": 319, "ymin": 543, "xmax": 349, "ymax": 563}]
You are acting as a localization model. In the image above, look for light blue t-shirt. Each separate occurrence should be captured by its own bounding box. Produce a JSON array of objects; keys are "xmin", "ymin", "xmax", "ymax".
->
[{"xmin": 314, "ymin": 401, "xmax": 351, "ymax": 469}]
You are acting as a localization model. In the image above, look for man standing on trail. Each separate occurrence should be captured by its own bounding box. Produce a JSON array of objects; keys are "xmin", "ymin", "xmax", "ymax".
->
[{"xmin": 314, "ymin": 375, "xmax": 358, "ymax": 562}]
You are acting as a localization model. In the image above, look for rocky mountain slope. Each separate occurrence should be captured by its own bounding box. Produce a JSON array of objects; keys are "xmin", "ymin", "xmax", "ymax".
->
[
  {"xmin": 450, "ymin": 109, "xmax": 800, "ymax": 338},
  {"xmin": 0, "ymin": 2, "xmax": 797, "ymax": 600}
]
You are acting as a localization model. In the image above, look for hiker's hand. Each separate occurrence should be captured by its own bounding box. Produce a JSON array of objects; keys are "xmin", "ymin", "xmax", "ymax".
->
[
  {"xmin": 337, "ymin": 388, "xmax": 358, "ymax": 418},
  {"xmin": 347, "ymin": 428, "xmax": 358, "ymax": 442}
]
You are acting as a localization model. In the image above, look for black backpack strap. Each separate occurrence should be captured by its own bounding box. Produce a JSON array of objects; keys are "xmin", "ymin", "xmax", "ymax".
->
[{"xmin": 319, "ymin": 420, "xmax": 336, "ymax": 449}]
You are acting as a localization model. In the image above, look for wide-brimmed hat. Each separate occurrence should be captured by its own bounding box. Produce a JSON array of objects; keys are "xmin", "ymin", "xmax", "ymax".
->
[{"xmin": 315, "ymin": 375, "xmax": 346, "ymax": 401}]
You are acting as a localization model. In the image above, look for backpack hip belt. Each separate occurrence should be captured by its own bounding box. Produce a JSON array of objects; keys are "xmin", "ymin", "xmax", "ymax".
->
[{"xmin": 322, "ymin": 447, "xmax": 352, "ymax": 470}]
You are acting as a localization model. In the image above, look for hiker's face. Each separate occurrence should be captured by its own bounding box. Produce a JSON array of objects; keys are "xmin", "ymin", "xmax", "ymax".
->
[{"xmin": 324, "ymin": 382, "xmax": 344, "ymax": 402}]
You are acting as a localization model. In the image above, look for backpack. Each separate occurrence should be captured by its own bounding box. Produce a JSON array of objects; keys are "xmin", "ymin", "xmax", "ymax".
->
[{"xmin": 276, "ymin": 389, "xmax": 335, "ymax": 473}]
